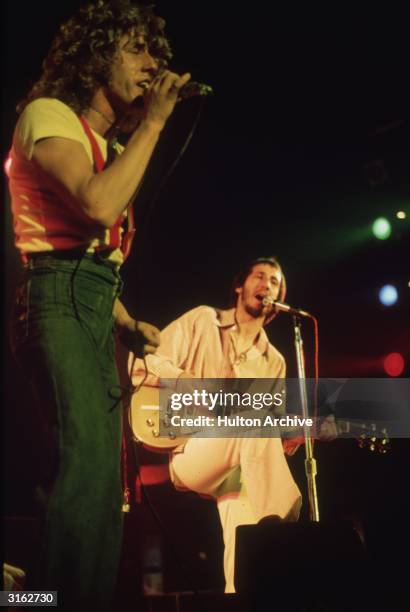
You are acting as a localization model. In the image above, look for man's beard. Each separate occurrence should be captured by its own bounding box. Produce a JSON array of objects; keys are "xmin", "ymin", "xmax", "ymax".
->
[{"xmin": 244, "ymin": 302, "xmax": 265, "ymax": 319}]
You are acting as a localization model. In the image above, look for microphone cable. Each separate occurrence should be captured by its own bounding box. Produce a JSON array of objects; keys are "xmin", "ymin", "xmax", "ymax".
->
[
  {"xmin": 139, "ymin": 98, "xmax": 204, "ymax": 232},
  {"xmin": 109, "ymin": 354, "xmax": 210, "ymax": 607},
  {"xmin": 109, "ymin": 95, "xmax": 215, "ymax": 604},
  {"xmin": 133, "ymin": 98, "xmax": 205, "ymax": 277}
]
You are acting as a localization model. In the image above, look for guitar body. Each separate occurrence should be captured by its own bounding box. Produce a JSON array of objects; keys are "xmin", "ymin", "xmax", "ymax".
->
[{"xmin": 129, "ymin": 386, "xmax": 186, "ymax": 450}]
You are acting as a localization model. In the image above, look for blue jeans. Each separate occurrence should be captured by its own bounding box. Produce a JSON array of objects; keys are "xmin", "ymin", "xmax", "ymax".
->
[{"xmin": 11, "ymin": 253, "xmax": 124, "ymax": 611}]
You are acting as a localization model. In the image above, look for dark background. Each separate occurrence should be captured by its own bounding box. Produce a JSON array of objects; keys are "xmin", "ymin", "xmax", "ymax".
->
[{"xmin": 2, "ymin": 0, "xmax": 409, "ymax": 593}]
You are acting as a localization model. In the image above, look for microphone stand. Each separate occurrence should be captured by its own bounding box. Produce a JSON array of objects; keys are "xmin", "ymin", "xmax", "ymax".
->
[{"xmin": 293, "ymin": 315, "xmax": 320, "ymax": 522}]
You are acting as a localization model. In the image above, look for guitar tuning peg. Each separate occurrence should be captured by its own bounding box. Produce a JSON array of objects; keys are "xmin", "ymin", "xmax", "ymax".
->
[
  {"xmin": 355, "ymin": 429, "xmax": 390, "ymax": 454},
  {"xmin": 379, "ymin": 438, "xmax": 390, "ymax": 454}
]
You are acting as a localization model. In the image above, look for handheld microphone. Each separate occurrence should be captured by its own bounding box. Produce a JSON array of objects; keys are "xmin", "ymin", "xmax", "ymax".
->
[
  {"xmin": 178, "ymin": 81, "xmax": 214, "ymax": 100},
  {"xmin": 262, "ymin": 296, "xmax": 312, "ymax": 318}
]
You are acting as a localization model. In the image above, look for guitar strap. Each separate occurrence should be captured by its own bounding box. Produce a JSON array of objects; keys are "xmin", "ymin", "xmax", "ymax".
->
[{"xmin": 215, "ymin": 308, "xmax": 236, "ymax": 378}]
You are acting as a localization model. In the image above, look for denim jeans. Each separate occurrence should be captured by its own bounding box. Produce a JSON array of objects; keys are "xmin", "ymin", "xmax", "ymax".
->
[{"xmin": 11, "ymin": 253, "xmax": 124, "ymax": 611}]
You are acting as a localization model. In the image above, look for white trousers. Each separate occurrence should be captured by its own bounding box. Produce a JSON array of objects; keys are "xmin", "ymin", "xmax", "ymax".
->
[{"xmin": 169, "ymin": 436, "xmax": 302, "ymax": 592}]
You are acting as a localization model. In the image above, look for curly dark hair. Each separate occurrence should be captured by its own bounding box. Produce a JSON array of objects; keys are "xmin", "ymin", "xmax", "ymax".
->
[{"xmin": 17, "ymin": 0, "xmax": 172, "ymax": 115}]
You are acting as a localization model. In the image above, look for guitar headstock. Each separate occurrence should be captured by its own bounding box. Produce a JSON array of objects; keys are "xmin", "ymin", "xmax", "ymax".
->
[
  {"xmin": 357, "ymin": 431, "xmax": 390, "ymax": 454},
  {"xmin": 336, "ymin": 420, "xmax": 390, "ymax": 454}
]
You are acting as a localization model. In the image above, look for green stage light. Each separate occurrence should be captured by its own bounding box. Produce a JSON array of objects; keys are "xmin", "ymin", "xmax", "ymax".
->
[{"xmin": 372, "ymin": 217, "xmax": 391, "ymax": 240}]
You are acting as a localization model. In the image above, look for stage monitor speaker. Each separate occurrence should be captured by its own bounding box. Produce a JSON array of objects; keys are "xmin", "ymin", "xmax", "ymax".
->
[{"xmin": 235, "ymin": 520, "xmax": 371, "ymax": 611}]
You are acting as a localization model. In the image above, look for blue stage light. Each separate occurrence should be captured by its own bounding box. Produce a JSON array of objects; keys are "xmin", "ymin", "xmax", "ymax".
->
[{"xmin": 379, "ymin": 284, "xmax": 398, "ymax": 306}]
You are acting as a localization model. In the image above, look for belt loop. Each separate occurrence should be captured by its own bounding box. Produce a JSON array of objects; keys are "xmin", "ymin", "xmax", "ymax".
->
[
  {"xmin": 92, "ymin": 251, "xmax": 103, "ymax": 265},
  {"xmin": 113, "ymin": 273, "xmax": 123, "ymax": 298}
]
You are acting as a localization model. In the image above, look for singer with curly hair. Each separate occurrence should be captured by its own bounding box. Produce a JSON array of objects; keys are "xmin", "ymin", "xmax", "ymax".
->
[{"xmin": 7, "ymin": 1, "xmax": 190, "ymax": 609}]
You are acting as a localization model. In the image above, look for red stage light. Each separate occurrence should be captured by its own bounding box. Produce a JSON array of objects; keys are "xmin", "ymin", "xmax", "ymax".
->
[{"xmin": 383, "ymin": 353, "xmax": 405, "ymax": 377}]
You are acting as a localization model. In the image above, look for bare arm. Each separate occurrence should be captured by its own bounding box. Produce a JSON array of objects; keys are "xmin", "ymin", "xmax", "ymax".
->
[
  {"xmin": 113, "ymin": 298, "xmax": 160, "ymax": 356},
  {"xmin": 31, "ymin": 71, "xmax": 191, "ymax": 227},
  {"xmin": 129, "ymin": 308, "xmax": 199, "ymax": 386}
]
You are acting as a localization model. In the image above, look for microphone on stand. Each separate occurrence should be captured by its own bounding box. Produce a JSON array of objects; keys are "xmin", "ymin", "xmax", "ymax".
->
[
  {"xmin": 177, "ymin": 81, "xmax": 214, "ymax": 100},
  {"xmin": 262, "ymin": 296, "xmax": 312, "ymax": 318}
]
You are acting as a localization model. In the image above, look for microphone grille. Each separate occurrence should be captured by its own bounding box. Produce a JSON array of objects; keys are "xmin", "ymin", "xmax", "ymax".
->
[{"xmin": 179, "ymin": 81, "xmax": 214, "ymax": 99}]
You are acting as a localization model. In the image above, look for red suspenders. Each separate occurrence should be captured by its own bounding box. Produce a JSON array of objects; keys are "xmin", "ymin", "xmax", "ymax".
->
[{"xmin": 79, "ymin": 116, "xmax": 136, "ymax": 260}]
